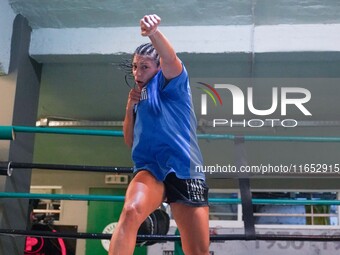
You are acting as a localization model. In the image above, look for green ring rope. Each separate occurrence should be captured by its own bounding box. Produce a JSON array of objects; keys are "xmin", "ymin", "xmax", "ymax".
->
[
  {"xmin": 14, "ymin": 126, "xmax": 123, "ymax": 137},
  {"xmin": 1, "ymin": 125, "xmax": 340, "ymax": 143},
  {"xmin": 1, "ymin": 192, "xmax": 340, "ymax": 205}
]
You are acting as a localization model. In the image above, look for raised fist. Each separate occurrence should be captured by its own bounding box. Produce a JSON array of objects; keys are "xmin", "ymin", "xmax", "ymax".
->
[{"xmin": 140, "ymin": 14, "xmax": 161, "ymax": 37}]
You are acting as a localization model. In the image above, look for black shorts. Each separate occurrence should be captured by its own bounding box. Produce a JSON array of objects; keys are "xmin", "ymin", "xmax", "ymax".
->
[{"xmin": 163, "ymin": 173, "xmax": 209, "ymax": 207}]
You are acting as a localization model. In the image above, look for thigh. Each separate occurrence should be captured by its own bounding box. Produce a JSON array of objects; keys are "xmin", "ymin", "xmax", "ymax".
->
[
  {"xmin": 124, "ymin": 170, "xmax": 165, "ymax": 220},
  {"xmin": 171, "ymin": 203, "xmax": 210, "ymax": 255}
]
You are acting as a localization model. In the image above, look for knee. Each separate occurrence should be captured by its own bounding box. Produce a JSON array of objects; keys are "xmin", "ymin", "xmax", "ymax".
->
[
  {"xmin": 183, "ymin": 241, "xmax": 210, "ymax": 255},
  {"xmin": 197, "ymin": 246, "xmax": 210, "ymax": 255},
  {"xmin": 120, "ymin": 203, "xmax": 144, "ymax": 225},
  {"xmin": 185, "ymin": 246, "xmax": 210, "ymax": 255}
]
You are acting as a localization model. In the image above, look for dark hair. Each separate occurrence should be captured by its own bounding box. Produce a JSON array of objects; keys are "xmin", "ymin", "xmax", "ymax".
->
[
  {"xmin": 116, "ymin": 43, "xmax": 159, "ymax": 89},
  {"xmin": 134, "ymin": 43, "xmax": 160, "ymax": 67}
]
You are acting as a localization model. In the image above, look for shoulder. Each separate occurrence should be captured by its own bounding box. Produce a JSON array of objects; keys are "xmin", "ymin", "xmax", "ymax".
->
[{"xmin": 159, "ymin": 63, "xmax": 188, "ymax": 88}]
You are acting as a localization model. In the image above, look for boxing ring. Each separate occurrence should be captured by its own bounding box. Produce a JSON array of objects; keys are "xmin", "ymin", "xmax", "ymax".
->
[{"xmin": 1, "ymin": 125, "xmax": 340, "ymax": 254}]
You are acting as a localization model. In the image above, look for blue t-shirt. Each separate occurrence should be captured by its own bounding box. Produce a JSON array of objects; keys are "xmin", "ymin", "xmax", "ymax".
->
[{"xmin": 132, "ymin": 65, "xmax": 204, "ymax": 181}]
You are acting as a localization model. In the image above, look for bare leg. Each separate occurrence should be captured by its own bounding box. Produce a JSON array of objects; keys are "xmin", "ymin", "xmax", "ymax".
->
[
  {"xmin": 171, "ymin": 203, "xmax": 210, "ymax": 255},
  {"xmin": 108, "ymin": 171, "xmax": 165, "ymax": 255}
]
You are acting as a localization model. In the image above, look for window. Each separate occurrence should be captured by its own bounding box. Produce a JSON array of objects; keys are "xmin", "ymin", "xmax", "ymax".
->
[
  {"xmin": 209, "ymin": 189, "xmax": 240, "ymax": 221},
  {"xmin": 30, "ymin": 186, "xmax": 62, "ymax": 223},
  {"xmin": 252, "ymin": 191, "xmax": 339, "ymax": 226}
]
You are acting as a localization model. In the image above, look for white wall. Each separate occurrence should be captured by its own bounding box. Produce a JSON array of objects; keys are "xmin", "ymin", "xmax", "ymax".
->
[
  {"xmin": 0, "ymin": 1, "xmax": 17, "ymax": 186},
  {"xmin": 0, "ymin": 0, "xmax": 16, "ymax": 74},
  {"xmin": 0, "ymin": 72, "xmax": 17, "ymax": 161}
]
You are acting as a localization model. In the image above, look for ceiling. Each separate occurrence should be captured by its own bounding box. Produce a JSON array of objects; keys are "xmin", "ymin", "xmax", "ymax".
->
[
  {"xmin": 5, "ymin": 0, "xmax": 340, "ymax": 129},
  {"xmin": 8, "ymin": 0, "xmax": 340, "ymax": 29}
]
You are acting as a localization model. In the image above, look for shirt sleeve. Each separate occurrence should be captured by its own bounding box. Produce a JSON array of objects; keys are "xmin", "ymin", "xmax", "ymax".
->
[{"xmin": 158, "ymin": 64, "xmax": 190, "ymax": 101}]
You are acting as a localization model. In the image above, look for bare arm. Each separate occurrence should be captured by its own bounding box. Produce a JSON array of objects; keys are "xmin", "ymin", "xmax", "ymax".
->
[
  {"xmin": 140, "ymin": 14, "xmax": 182, "ymax": 80},
  {"xmin": 123, "ymin": 88, "xmax": 141, "ymax": 148}
]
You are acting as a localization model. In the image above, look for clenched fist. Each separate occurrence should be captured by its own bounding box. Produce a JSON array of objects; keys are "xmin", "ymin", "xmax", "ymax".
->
[{"xmin": 140, "ymin": 14, "xmax": 161, "ymax": 37}]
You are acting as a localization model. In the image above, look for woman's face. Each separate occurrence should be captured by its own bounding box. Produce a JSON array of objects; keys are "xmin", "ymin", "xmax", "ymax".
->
[{"xmin": 132, "ymin": 54, "xmax": 160, "ymax": 89}]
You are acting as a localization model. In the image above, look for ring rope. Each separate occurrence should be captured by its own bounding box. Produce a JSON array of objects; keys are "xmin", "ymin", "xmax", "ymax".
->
[
  {"xmin": 0, "ymin": 161, "xmax": 133, "ymax": 173},
  {"xmin": 2, "ymin": 125, "xmax": 340, "ymax": 142},
  {"xmin": 0, "ymin": 229, "xmax": 340, "ymax": 242},
  {"xmin": 0, "ymin": 192, "xmax": 125, "ymax": 202},
  {"xmin": 1, "ymin": 192, "xmax": 340, "ymax": 205}
]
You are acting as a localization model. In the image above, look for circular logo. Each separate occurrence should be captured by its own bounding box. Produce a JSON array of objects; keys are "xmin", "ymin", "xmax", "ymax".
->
[
  {"xmin": 24, "ymin": 236, "xmax": 44, "ymax": 254},
  {"xmin": 101, "ymin": 222, "xmax": 118, "ymax": 251}
]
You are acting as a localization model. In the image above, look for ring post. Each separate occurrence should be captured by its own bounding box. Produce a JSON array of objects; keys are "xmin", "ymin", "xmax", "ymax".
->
[{"xmin": 234, "ymin": 136, "xmax": 256, "ymax": 240}]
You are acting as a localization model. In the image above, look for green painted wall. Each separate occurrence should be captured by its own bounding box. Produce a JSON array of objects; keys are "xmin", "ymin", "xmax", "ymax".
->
[{"xmin": 86, "ymin": 188, "xmax": 146, "ymax": 255}]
